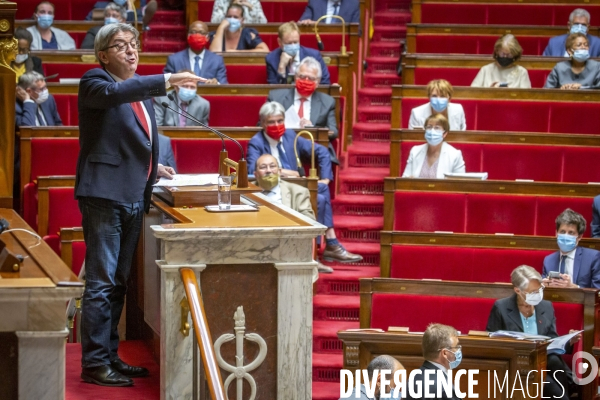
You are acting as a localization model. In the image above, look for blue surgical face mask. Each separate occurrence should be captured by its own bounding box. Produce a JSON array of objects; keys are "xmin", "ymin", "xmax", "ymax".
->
[
  {"xmin": 104, "ymin": 17, "xmax": 119, "ymax": 25},
  {"xmin": 430, "ymin": 97, "xmax": 449, "ymax": 112},
  {"xmin": 37, "ymin": 14, "xmax": 54, "ymax": 29},
  {"xmin": 178, "ymin": 87, "xmax": 196, "ymax": 102},
  {"xmin": 114, "ymin": 0, "xmax": 127, "ymax": 6},
  {"xmin": 557, "ymin": 233, "xmax": 578, "ymax": 253},
  {"xmin": 448, "ymin": 348, "xmax": 462, "ymax": 369},
  {"xmin": 283, "ymin": 43, "xmax": 300, "ymax": 57},
  {"xmin": 424, "ymin": 128, "xmax": 444, "ymax": 146},
  {"xmin": 572, "ymin": 49, "xmax": 590, "ymax": 62},
  {"xmin": 570, "ymin": 23, "xmax": 588, "ymax": 35},
  {"xmin": 227, "ymin": 18, "xmax": 241, "ymax": 33}
]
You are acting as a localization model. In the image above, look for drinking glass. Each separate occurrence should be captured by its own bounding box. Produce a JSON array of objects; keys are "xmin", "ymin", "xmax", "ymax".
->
[{"xmin": 218, "ymin": 176, "xmax": 232, "ymax": 210}]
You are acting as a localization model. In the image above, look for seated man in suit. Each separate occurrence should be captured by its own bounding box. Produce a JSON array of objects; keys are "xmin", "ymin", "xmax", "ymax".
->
[
  {"xmin": 15, "ymin": 71, "xmax": 62, "ymax": 127},
  {"xmin": 82, "ymin": 2, "xmax": 127, "ymax": 50},
  {"xmin": 164, "ymin": 21, "xmax": 228, "ymax": 84},
  {"xmin": 592, "ymin": 194, "xmax": 600, "ymax": 238},
  {"xmin": 267, "ymin": 57, "xmax": 338, "ymax": 163},
  {"xmin": 543, "ymin": 8, "xmax": 600, "ymax": 57},
  {"xmin": 158, "ymin": 134, "xmax": 177, "ymax": 171},
  {"xmin": 298, "ymin": 0, "xmax": 360, "ymax": 25},
  {"xmin": 265, "ymin": 22, "xmax": 330, "ymax": 84},
  {"xmin": 248, "ymin": 101, "xmax": 362, "ymax": 264},
  {"xmin": 153, "ymin": 70, "xmax": 210, "ymax": 126},
  {"xmin": 340, "ymin": 355, "xmax": 403, "ymax": 400},
  {"xmin": 404, "ymin": 323, "xmax": 462, "ymax": 400},
  {"xmin": 542, "ymin": 208, "xmax": 600, "ymax": 288}
]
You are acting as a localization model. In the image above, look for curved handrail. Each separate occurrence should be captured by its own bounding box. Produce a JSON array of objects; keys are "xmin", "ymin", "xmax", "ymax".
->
[{"xmin": 180, "ymin": 268, "xmax": 226, "ymax": 400}]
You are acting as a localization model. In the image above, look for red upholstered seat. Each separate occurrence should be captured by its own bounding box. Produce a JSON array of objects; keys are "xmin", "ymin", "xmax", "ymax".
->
[
  {"xmin": 203, "ymin": 95, "xmax": 266, "ymax": 126},
  {"xmin": 466, "ymin": 194, "xmax": 536, "ymax": 235},
  {"xmin": 415, "ymin": 35, "xmax": 549, "ymax": 56},
  {"xmin": 553, "ymin": 303, "xmax": 584, "ymax": 336},
  {"xmin": 480, "ymin": 144, "xmax": 562, "ymax": 182},
  {"xmin": 170, "ymin": 138, "xmax": 250, "ymax": 174},
  {"xmin": 390, "ymin": 245, "xmax": 549, "ymax": 283},
  {"xmin": 393, "ymin": 191, "xmax": 465, "ymax": 232},
  {"xmin": 70, "ymin": 241, "xmax": 86, "ymax": 277},
  {"xmin": 475, "ymin": 101, "xmax": 550, "ymax": 132},
  {"xmin": 23, "ymin": 183, "xmax": 38, "ymax": 230},
  {"xmin": 51, "ymin": 94, "xmax": 78, "ymax": 125},
  {"xmin": 563, "ymin": 147, "xmax": 600, "ymax": 183},
  {"xmin": 16, "ymin": 0, "xmax": 98, "ymax": 19},
  {"xmin": 30, "ymin": 138, "xmax": 79, "ymax": 182},
  {"xmin": 549, "ymin": 103, "xmax": 600, "ymax": 135},
  {"xmin": 535, "ymin": 197, "xmax": 593, "ymax": 237},
  {"xmin": 43, "ymin": 187, "xmax": 82, "ymax": 256},
  {"xmin": 370, "ymin": 293, "xmax": 496, "ymax": 333},
  {"xmin": 413, "ymin": 67, "xmax": 550, "ymax": 88}
]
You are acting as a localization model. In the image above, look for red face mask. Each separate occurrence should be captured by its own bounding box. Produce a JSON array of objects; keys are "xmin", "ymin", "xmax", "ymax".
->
[
  {"xmin": 265, "ymin": 124, "xmax": 286, "ymax": 141},
  {"xmin": 188, "ymin": 34, "xmax": 208, "ymax": 52},
  {"xmin": 295, "ymin": 78, "xmax": 317, "ymax": 97}
]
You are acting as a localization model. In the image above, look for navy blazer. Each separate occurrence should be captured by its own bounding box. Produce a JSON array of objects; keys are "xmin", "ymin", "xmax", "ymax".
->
[
  {"xmin": 486, "ymin": 294, "xmax": 559, "ymax": 337},
  {"xmin": 299, "ymin": 0, "xmax": 360, "ymax": 24},
  {"xmin": 163, "ymin": 48, "xmax": 228, "ymax": 84},
  {"xmin": 265, "ymin": 46, "xmax": 331, "ymax": 84},
  {"xmin": 543, "ymin": 33, "xmax": 600, "ymax": 57},
  {"xmin": 247, "ymin": 129, "xmax": 333, "ymax": 180},
  {"xmin": 592, "ymin": 195, "xmax": 600, "ymax": 238},
  {"xmin": 16, "ymin": 95, "xmax": 63, "ymax": 127},
  {"xmin": 75, "ymin": 68, "xmax": 166, "ymax": 211},
  {"xmin": 542, "ymin": 246, "xmax": 600, "ymax": 289},
  {"xmin": 403, "ymin": 361, "xmax": 461, "ymax": 400}
]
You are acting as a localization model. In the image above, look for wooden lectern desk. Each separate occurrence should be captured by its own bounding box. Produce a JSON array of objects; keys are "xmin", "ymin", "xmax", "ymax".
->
[
  {"xmin": 0, "ymin": 209, "xmax": 83, "ymax": 399},
  {"xmin": 140, "ymin": 186, "xmax": 326, "ymax": 400}
]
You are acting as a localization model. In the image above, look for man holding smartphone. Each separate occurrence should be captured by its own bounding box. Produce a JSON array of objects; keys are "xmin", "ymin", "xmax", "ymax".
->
[{"xmin": 542, "ymin": 209, "xmax": 600, "ymax": 289}]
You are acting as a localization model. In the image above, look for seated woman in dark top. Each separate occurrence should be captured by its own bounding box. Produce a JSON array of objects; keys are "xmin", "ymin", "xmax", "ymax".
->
[
  {"xmin": 12, "ymin": 27, "xmax": 44, "ymax": 83},
  {"xmin": 487, "ymin": 265, "xmax": 581, "ymax": 400},
  {"xmin": 209, "ymin": 4, "xmax": 269, "ymax": 52},
  {"xmin": 545, "ymin": 32, "xmax": 600, "ymax": 89}
]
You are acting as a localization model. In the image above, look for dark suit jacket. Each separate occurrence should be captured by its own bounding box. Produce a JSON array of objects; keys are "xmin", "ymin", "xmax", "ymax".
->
[
  {"xmin": 247, "ymin": 129, "xmax": 333, "ymax": 180},
  {"xmin": 15, "ymin": 95, "xmax": 63, "ymax": 127},
  {"xmin": 158, "ymin": 133, "xmax": 177, "ymax": 170},
  {"xmin": 75, "ymin": 68, "xmax": 165, "ymax": 211},
  {"xmin": 299, "ymin": 0, "xmax": 360, "ymax": 24},
  {"xmin": 486, "ymin": 294, "xmax": 559, "ymax": 337},
  {"xmin": 592, "ymin": 195, "xmax": 600, "ymax": 238},
  {"xmin": 543, "ymin": 33, "xmax": 600, "ymax": 57},
  {"xmin": 267, "ymin": 87, "xmax": 338, "ymax": 138},
  {"xmin": 542, "ymin": 247, "xmax": 600, "ymax": 289},
  {"xmin": 81, "ymin": 25, "xmax": 101, "ymax": 50},
  {"xmin": 403, "ymin": 361, "xmax": 461, "ymax": 400},
  {"xmin": 163, "ymin": 48, "xmax": 228, "ymax": 84},
  {"xmin": 265, "ymin": 46, "xmax": 331, "ymax": 84}
]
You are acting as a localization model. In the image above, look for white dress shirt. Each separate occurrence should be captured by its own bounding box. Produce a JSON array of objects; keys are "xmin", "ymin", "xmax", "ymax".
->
[
  {"xmin": 263, "ymin": 132, "xmax": 286, "ymax": 167},
  {"xmin": 294, "ymin": 89, "xmax": 312, "ymax": 120},
  {"xmin": 288, "ymin": 52, "xmax": 300, "ymax": 76},
  {"xmin": 326, "ymin": 0, "xmax": 341, "ymax": 23},
  {"xmin": 188, "ymin": 48, "xmax": 204, "ymax": 73},
  {"xmin": 559, "ymin": 248, "xmax": 576, "ymax": 277},
  {"xmin": 262, "ymin": 183, "xmax": 282, "ymax": 203}
]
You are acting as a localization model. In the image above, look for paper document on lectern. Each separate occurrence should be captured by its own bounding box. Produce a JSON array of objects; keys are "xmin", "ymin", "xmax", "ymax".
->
[
  {"xmin": 154, "ymin": 174, "xmax": 219, "ymax": 187},
  {"xmin": 547, "ymin": 330, "xmax": 583, "ymax": 355}
]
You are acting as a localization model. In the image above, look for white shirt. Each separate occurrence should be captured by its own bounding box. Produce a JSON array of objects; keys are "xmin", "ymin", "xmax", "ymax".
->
[
  {"xmin": 263, "ymin": 132, "xmax": 286, "ymax": 167},
  {"xmin": 326, "ymin": 0, "xmax": 341, "ymax": 23},
  {"xmin": 262, "ymin": 183, "xmax": 282, "ymax": 203},
  {"xmin": 288, "ymin": 52, "xmax": 300, "ymax": 76},
  {"xmin": 188, "ymin": 48, "xmax": 204, "ymax": 73},
  {"xmin": 293, "ymin": 89, "xmax": 312, "ymax": 121},
  {"xmin": 559, "ymin": 248, "xmax": 576, "ymax": 277}
]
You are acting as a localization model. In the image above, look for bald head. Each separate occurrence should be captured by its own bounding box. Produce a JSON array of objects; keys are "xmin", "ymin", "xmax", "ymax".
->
[
  {"xmin": 189, "ymin": 21, "xmax": 208, "ymax": 35},
  {"xmin": 255, "ymin": 154, "xmax": 279, "ymax": 176}
]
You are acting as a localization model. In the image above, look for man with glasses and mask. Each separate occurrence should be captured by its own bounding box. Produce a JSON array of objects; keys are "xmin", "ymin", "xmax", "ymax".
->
[
  {"xmin": 76, "ymin": 22, "xmax": 204, "ymax": 387},
  {"xmin": 404, "ymin": 323, "xmax": 463, "ymax": 400},
  {"xmin": 543, "ymin": 8, "xmax": 600, "ymax": 57},
  {"xmin": 15, "ymin": 71, "xmax": 62, "ymax": 127},
  {"xmin": 81, "ymin": 2, "xmax": 127, "ymax": 50}
]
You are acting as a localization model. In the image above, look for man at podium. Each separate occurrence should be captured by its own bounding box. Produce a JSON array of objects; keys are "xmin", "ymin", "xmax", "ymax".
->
[{"xmin": 75, "ymin": 22, "xmax": 202, "ymax": 387}]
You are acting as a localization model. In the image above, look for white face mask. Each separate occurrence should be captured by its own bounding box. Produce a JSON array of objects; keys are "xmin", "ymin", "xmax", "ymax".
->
[
  {"xmin": 34, "ymin": 88, "xmax": 49, "ymax": 105},
  {"xmin": 15, "ymin": 53, "xmax": 28, "ymax": 64},
  {"xmin": 523, "ymin": 288, "xmax": 543, "ymax": 306}
]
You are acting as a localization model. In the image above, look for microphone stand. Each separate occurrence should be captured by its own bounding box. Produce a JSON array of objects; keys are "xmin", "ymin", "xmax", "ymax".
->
[
  {"xmin": 162, "ymin": 96, "xmax": 248, "ymax": 188},
  {"xmin": 314, "ymin": 14, "xmax": 347, "ymax": 55},
  {"xmin": 294, "ymin": 131, "xmax": 318, "ymax": 179}
]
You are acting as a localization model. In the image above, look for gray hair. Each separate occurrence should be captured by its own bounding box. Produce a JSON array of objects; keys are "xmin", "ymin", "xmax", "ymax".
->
[
  {"xmin": 511, "ymin": 265, "xmax": 542, "ymax": 291},
  {"xmin": 298, "ymin": 56, "xmax": 322, "ymax": 79},
  {"xmin": 94, "ymin": 23, "xmax": 139, "ymax": 66},
  {"xmin": 422, "ymin": 323, "xmax": 458, "ymax": 361},
  {"xmin": 570, "ymin": 8, "xmax": 591, "ymax": 24},
  {"xmin": 556, "ymin": 208, "xmax": 586, "ymax": 235},
  {"xmin": 18, "ymin": 71, "xmax": 45, "ymax": 89},
  {"xmin": 367, "ymin": 355, "xmax": 398, "ymax": 379},
  {"xmin": 259, "ymin": 101, "xmax": 286, "ymax": 123},
  {"xmin": 104, "ymin": 2, "xmax": 127, "ymax": 20}
]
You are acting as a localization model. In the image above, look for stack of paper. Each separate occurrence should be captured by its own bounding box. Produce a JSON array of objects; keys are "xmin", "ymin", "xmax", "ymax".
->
[
  {"xmin": 154, "ymin": 173, "xmax": 219, "ymax": 187},
  {"xmin": 489, "ymin": 330, "xmax": 551, "ymax": 341}
]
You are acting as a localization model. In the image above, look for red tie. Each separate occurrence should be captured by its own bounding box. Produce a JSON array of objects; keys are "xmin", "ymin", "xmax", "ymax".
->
[
  {"xmin": 131, "ymin": 101, "xmax": 152, "ymax": 179},
  {"xmin": 298, "ymin": 98, "xmax": 306, "ymax": 119}
]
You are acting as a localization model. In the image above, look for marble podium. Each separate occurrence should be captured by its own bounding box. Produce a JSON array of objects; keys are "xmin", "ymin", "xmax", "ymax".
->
[{"xmin": 142, "ymin": 192, "xmax": 326, "ymax": 399}]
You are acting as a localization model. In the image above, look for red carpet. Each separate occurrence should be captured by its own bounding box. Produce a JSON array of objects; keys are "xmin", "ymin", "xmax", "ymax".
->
[{"xmin": 66, "ymin": 341, "xmax": 159, "ymax": 400}]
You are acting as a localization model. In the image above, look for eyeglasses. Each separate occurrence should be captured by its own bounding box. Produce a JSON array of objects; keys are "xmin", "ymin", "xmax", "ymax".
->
[
  {"xmin": 257, "ymin": 163, "xmax": 278, "ymax": 171},
  {"xmin": 296, "ymin": 74, "xmax": 319, "ymax": 82},
  {"xmin": 522, "ymin": 286, "xmax": 545, "ymax": 296},
  {"xmin": 102, "ymin": 40, "xmax": 141, "ymax": 52}
]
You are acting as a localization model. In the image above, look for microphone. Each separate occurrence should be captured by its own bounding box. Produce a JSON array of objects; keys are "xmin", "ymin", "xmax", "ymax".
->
[{"xmin": 314, "ymin": 15, "xmax": 347, "ymax": 55}]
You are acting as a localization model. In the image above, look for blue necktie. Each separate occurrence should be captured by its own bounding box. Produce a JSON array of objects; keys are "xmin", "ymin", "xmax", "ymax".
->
[
  {"xmin": 37, "ymin": 107, "xmax": 46, "ymax": 126},
  {"xmin": 333, "ymin": 2, "xmax": 340, "ymax": 15},
  {"xmin": 559, "ymin": 255, "xmax": 567, "ymax": 274},
  {"xmin": 194, "ymin": 55, "xmax": 201, "ymax": 77},
  {"xmin": 277, "ymin": 142, "xmax": 292, "ymax": 169}
]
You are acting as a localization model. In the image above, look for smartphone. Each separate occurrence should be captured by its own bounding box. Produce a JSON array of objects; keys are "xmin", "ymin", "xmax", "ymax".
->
[
  {"xmin": 549, "ymin": 271, "xmax": 563, "ymax": 280},
  {"xmin": 499, "ymin": 83, "xmax": 508, "ymax": 88}
]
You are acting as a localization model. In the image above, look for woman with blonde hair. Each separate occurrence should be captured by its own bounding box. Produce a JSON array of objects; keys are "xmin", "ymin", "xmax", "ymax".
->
[
  {"xmin": 408, "ymin": 79, "xmax": 466, "ymax": 131},
  {"xmin": 471, "ymin": 34, "xmax": 531, "ymax": 88}
]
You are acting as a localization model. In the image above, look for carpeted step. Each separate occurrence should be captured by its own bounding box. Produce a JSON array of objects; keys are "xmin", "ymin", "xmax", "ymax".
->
[
  {"xmin": 314, "ymin": 294, "xmax": 360, "ymax": 322},
  {"xmin": 314, "ymin": 320, "xmax": 358, "ymax": 353},
  {"xmin": 143, "ymin": 39, "xmax": 186, "ymax": 52},
  {"xmin": 316, "ymin": 265, "xmax": 380, "ymax": 294},
  {"xmin": 338, "ymin": 167, "xmax": 388, "ymax": 195},
  {"xmin": 357, "ymin": 105, "xmax": 392, "ymax": 125},
  {"xmin": 144, "ymin": 23, "xmax": 186, "ymax": 41},
  {"xmin": 366, "ymin": 56, "xmax": 399, "ymax": 74},
  {"xmin": 347, "ymin": 141, "xmax": 390, "ymax": 168},
  {"xmin": 151, "ymin": 10, "xmax": 184, "ymax": 24},
  {"xmin": 374, "ymin": 0, "xmax": 412, "ymax": 13},
  {"xmin": 333, "ymin": 215, "xmax": 384, "ymax": 243},
  {"xmin": 352, "ymin": 122, "xmax": 391, "ymax": 142},
  {"xmin": 363, "ymin": 72, "xmax": 401, "ymax": 87},
  {"xmin": 372, "ymin": 25, "xmax": 407, "ymax": 42},
  {"xmin": 373, "ymin": 10, "xmax": 412, "ymax": 25},
  {"xmin": 370, "ymin": 42, "xmax": 402, "ymax": 57},
  {"xmin": 357, "ymin": 87, "xmax": 392, "ymax": 105},
  {"xmin": 332, "ymin": 194, "xmax": 384, "ymax": 216},
  {"xmin": 313, "ymin": 381, "xmax": 342, "ymax": 400},
  {"xmin": 320, "ymin": 242, "xmax": 382, "ymax": 268},
  {"xmin": 313, "ymin": 353, "xmax": 344, "ymax": 382}
]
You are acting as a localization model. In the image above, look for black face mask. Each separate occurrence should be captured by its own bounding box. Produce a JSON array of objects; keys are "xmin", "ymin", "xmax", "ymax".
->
[{"xmin": 496, "ymin": 56, "xmax": 515, "ymax": 67}]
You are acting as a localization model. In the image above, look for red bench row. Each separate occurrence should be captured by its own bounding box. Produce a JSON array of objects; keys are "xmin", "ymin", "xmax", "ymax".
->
[
  {"xmin": 16, "ymin": 0, "xmax": 98, "ymax": 20},
  {"xmin": 414, "ymin": 34, "xmax": 555, "ymax": 56},
  {"xmin": 412, "ymin": 66, "xmax": 551, "ymax": 88},
  {"xmin": 398, "ymin": 141, "xmax": 600, "ymax": 183},
  {"xmin": 196, "ymin": 1, "xmax": 308, "ymax": 24},
  {"xmin": 392, "ymin": 191, "xmax": 593, "ymax": 236}
]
